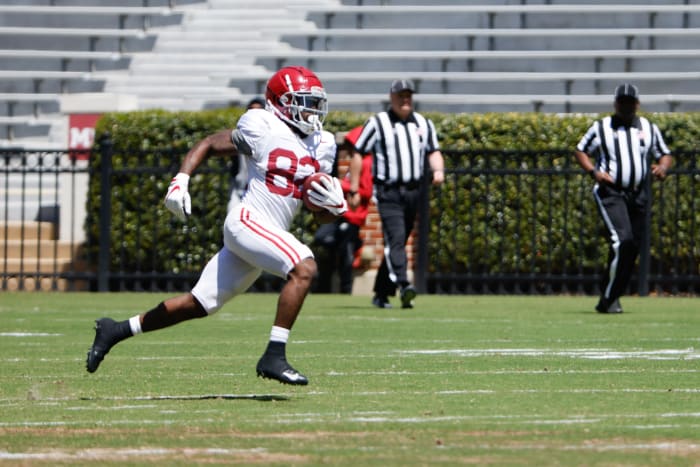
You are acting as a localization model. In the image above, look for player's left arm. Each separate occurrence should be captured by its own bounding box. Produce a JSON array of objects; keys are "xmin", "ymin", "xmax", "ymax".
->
[
  {"xmin": 652, "ymin": 154, "xmax": 673, "ymax": 180},
  {"xmin": 650, "ymin": 123, "xmax": 673, "ymax": 180},
  {"xmin": 428, "ymin": 150, "xmax": 445, "ymax": 185}
]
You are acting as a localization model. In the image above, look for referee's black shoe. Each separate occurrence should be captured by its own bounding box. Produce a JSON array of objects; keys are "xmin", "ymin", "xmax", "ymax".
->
[
  {"xmin": 400, "ymin": 285, "xmax": 417, "ymax": 309},
  {"xmin": 596, "ymin": 298, "xmax": 623, "ymax": 314},
  {"xmin": 372, "ymin": 295, "xmax": 393, "ymax": 309}
]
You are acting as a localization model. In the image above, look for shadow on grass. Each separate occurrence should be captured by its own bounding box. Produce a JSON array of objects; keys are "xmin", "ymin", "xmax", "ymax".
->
[{"xmin": 80, "ymin": 394, "xmax": 289, "ymax": 402}]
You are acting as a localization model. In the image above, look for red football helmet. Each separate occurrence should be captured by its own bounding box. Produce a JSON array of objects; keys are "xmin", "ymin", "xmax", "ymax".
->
[{"xmin": 265, "ymin": 66, "xmax": 328, "ymax": 135}]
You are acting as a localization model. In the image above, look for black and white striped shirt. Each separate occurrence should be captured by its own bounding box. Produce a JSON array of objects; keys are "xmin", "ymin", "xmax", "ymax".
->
[
  {"xmin": 354, "ymin": 109, "xmax": 440, "ymax": 186},
  {"xmin": 577, "ymin": 115, "xmax": 670, "ymax": 190}
]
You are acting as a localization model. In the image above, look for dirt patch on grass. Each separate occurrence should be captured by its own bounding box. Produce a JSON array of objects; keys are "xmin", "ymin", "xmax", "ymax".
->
[{"xmin": 0, "ymin": 447, "xmax": 308, "ymax": 464}]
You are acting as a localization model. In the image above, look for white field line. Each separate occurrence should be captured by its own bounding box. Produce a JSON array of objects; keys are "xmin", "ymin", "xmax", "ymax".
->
[
  {"xmin": 439, "ymin": 388, "xmax": 700, "ymax": 394},
  {"xmin": 345, "ymin": 415, "xmax": 592, "ymax": 424},
  {"xmin": 2, "ymin": 442, "xmax": 700, "ymax": 460},
  {"xmin": 64, "ymin": 404, "xmax": 158, "ymax": 411},
  {"xmin": 304, "ymin": 388, "xmax": 700, "ymax": 398},
  {"xmin": 398, "ymin": 348, "xmax": 700, "ymax": 360},
  {"xmin": 3, "ymin": 412, "xmax": 700, "ymax": 429},
  {"xmin": 297, "ymin": 338, "xmax": 700, "ymax": 345},
  {"xmin": 566, "ymin": 442, "xmax": 700, "ymax": 452},
  {"xmin": 324, "ymin": 368, "xmax": 699, "ymax": 376},
  {"xmin": 0, "ymin": 332, "xmax": 61, "ymax": 337},
  {"xmin": 270, "ymin": 411, "xmax": 700, "ymax": 426},
  {"xmin": 468, "ymin": 441, "xmax": 700, "ymax": 452}
]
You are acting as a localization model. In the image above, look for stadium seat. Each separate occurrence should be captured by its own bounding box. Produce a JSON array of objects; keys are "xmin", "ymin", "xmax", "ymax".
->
[
  {"xmin": 240, "ymin": 2, "xmax": 700, "ymax": 113},
  {"xmin": 1, "ymin": 0, "xmax": 699, "ymax": 147}
]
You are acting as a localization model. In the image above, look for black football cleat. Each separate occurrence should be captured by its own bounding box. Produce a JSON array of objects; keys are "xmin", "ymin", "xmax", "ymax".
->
[
  {"xmin": 86, "ymin": 318, "xmax": 120, "ymax": 373},
  {"xmin": 372, "ymin": 295, "xmax": 393, "ymax": 309},
  {"xmin": 606, "ymin": 299, "xmax": 623, "ymax": 313},
  {"xmin": 596, "ymin": 298, "xmax": 623, "ymax": 314},
  {"xmin": 400, "ymin": 285, "xmax": 417, "ymax": 309},
  {"xmin": 256, "ymin": 353, "xmax": 308, "ymax": 385}
]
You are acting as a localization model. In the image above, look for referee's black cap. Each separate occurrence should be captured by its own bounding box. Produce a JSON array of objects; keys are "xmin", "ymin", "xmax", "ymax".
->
[
  {"xmin": 390, "ymin": 79, "xmax": 416, "ymax": 94},
  {"xmin": 614, "ymin": 83, "xmax": 640, "ymax": 101}
]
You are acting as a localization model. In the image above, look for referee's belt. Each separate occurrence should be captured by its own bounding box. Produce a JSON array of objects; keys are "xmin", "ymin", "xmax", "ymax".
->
[{"xmin": 377, "ymin": 180, "xmax": 421, "ymax": 190}]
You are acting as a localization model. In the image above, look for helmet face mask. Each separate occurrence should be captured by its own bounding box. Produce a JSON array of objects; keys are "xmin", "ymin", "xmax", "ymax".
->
[{"xmin": 266, "ymin": 66, "xmax": 328, "ymax": 135}]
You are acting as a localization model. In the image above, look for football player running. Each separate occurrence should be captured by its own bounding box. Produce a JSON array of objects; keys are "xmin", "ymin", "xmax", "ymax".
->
[{"xmin": 86, "ymin": 66, "xmax": 347, "ymax": 385}]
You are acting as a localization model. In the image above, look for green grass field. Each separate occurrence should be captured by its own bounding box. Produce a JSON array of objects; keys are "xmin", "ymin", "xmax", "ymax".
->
[{"xmin": 1, "ymin": 292, "xmax": 699, "ymax": 466}]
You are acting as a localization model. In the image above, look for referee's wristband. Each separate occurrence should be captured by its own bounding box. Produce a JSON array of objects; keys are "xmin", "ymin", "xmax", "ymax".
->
[{"xmin": 588, "ymin": 169, "xmax": 597, "ymax": 179}]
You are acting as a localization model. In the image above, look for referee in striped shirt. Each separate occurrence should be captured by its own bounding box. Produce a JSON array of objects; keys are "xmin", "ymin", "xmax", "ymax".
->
[
  {"xmin": 574, "ymin": 83, "xmax": 672, "ymax": 314},
  {"xmin": 348, "ymin": 79, "xmax": 445, "ymax": 309}
]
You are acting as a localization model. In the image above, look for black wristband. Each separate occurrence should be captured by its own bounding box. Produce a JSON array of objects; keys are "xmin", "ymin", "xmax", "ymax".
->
[
  {"xmin": 588, "ymin": 169, "xmax": 597, "ymax": 179},
  {"xmin": 348, "ymin": 190, "xmax": 358, "ymax": 196}
]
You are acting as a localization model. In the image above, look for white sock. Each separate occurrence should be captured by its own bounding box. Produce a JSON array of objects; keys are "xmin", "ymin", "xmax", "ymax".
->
[
  {"xmin": 129, "ymin": 316, "xmax": 143, "ymax": 336},
  {"xmin": 270, "ymin": 325, "xmax": 289, "ymax": 344}
]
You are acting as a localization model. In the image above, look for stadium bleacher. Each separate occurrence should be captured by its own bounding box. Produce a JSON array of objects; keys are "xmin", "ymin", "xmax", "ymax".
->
[
  {"xmin": 0, "ymin": 1, "xmax": 183, "ymax": 147},
  {"xmin": 0, "ymin": 0, "xmax": 699, "ymax": 148},
  {"xmin": 0, "ymin": 0, "xmax": 330, "ymax": 147},
  {"xmin": 256, "ymin": 2, "xmax": 700, "ymax": 112}
]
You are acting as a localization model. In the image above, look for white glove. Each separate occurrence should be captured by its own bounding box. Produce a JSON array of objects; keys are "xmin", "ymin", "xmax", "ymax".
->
[
  {"xmin": 164, "ymin": 172, "xmax": 191, "ymax": 222},
  {"xmin": 308, "ymin": 175, "xmax": 348, "ymax": 216}
]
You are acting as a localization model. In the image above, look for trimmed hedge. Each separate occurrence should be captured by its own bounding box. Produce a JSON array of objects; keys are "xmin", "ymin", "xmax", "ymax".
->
[{"xmin": 87, "ymin": 109, "xmax": 700, "ymax": 289}]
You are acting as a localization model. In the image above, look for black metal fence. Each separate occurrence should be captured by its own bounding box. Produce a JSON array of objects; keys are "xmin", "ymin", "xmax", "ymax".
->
[
  {"xmin": 1, "ymin": 148, "xmax": 93, "ymax": 291},
  {"xmin": 419, "ymin": 149, "xmax": 700, "ymax": 296},
  {"xmin": 2, "ymin": 146, "xmax": 698, "ymax": 295}
]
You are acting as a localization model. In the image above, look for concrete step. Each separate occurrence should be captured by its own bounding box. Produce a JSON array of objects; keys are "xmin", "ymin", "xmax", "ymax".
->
[
  {"xmin": 180, "ymin": 9, "xmax": 298, "ymax": 18},
  {"xmin": 100, "ymin": 73, "xmax": 230, "ymax": 85},
  {"xmin": 135, "ymin": 96, "xmax": 199, "ymax": 110},
  {"xmin": 136, "ymin": 96, "xmax": 243, "ymax": 110},
  {"xmin": 2, "ymin": 257, "xmax": 75, "ymax": 274},
  {"xmin": 0, "ymin": 139, "xmax": 67, "ymax": 150},
  {"xmin": 2, "ymin": 275, "xmax": 88, "ymax": 291},
  {"xmin": 1, "ymin": 221, "xmax": 57, "ymax": 240},
  {"xmin": 104, "ymin": 84, "xmax": 241, "ymax": 97},
  {"xmin": 0, "ymin": 203, "xmax": 56, "ymax": 223},
  {"xmin": 130, "ymin": 62, "xmax": 267, "ymax": 73},
  {"xmin": 0, "ymin": 239, "xmax": 77, "ymax": 259},
  {"xmin": 0, "ymin": 180, "xmax": 59, "ymax": 192},
  {"xmin": 178, "ymin": 19, "xmax": 315, "ymax": 29},
  {"xmin": 154, "ymin": 30, "xmax": 267, "ymax": 39},
  {"xmin": 155, "ymin": 40, "xmax": 288, "ymax": 51},
  {"xmin": 0, "ymin": 116, "xmax": 58, "ymax": 127},
  {"xmin": 206, "ymin": 0, "xmax": 338, "ymax": 6},
  {"xmin": 130, "ymin": 51, "xmax": 256, "ymax": 63}
]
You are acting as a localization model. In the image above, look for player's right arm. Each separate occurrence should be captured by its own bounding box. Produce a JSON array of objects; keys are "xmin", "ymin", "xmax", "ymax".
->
[
  {"xmin": 165, "ymin": 130, "xmax": 238, "ymax": 222},
  {"xmin": 179, "ymin": 130, "xmax": 238, "ymax": 175},
  {"xmin": 574, "ymin": 124, "xmax": 613, "ymax": 186}
]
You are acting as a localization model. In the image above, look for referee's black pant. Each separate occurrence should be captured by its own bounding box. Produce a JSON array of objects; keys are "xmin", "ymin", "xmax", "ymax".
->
[
  {"xmin": 374, "ymin": 184, "xmax": 420, "ymax": 298},
  {"xmin": 593, "ymin": 184, "xmax": 648, "ymax": 303}
]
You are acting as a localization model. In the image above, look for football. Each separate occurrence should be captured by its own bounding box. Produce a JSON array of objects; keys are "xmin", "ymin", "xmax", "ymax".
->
[{"xmin": 302, "ymin": 172, "xmax": 331, "ymax": 212}]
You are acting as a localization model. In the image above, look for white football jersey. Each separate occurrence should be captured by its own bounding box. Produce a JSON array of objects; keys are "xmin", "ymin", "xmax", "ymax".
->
[{"xmin": 233, "ymin": 109, "xmax": 337, "ymax": 230}]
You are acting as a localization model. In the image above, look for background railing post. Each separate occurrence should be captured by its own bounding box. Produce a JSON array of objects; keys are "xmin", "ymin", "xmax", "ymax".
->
[{"xmin": 97, "ymin": 135, "xmax": 113, "ymax": 292}]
